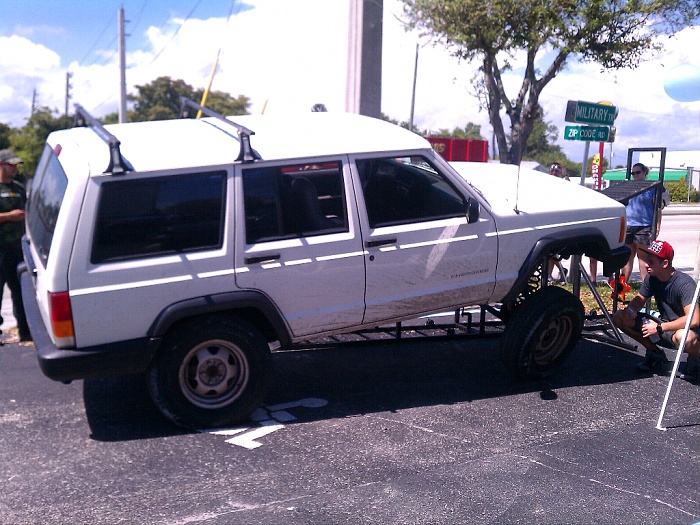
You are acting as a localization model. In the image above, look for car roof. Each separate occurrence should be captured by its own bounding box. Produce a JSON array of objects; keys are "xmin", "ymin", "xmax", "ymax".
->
[{"xmin": 48, "ymin": 112, "xmax": 431, "ymax": 175}]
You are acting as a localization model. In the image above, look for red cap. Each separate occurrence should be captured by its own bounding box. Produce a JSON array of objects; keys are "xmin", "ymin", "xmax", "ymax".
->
[{"xmin": 639, "ymin": 240, "xmax": 674, "ymax": 261}]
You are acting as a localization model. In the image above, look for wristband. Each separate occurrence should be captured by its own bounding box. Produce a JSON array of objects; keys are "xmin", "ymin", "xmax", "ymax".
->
[{"xmin": 657, "ymin": 323, "xmax": 663, "ymax": 335}]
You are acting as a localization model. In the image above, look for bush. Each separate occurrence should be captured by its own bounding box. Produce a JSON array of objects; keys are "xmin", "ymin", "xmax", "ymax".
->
[{"xmin": 666, "ymin": 181, "xmax": 700, "ymax": 203}]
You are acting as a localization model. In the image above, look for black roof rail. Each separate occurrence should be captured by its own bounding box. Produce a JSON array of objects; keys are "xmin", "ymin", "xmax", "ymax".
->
[
  {"xmin": 179, "ymin": 97, "xmax": 261, "ymax": 163},
  {"xmin": 73, "ymin": 104, "xmax": 131, "ymax": 175}
]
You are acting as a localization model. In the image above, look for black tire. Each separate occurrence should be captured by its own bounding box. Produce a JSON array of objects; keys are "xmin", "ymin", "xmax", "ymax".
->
[
  {"xmin": 500, "ymin": 286, "xmax": 584, "ymax": 380},
  {"xmin": 148, "ymin": 314, "xmax": 272, "ymax": 429}
]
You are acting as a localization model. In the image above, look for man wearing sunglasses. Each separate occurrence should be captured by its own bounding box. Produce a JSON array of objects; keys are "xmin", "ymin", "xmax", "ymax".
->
[{"xmin": 549, "ymin": 162, "xmax": 570, "ymax": 181}]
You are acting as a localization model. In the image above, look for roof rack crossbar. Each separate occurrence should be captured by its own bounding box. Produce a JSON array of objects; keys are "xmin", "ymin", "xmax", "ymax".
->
[
  {"xmin": 73, "ymin": 104, "xmax": 130, "ymax": 175},
  {"xmin": 179, "ymin": 97, "xmax": 261, "ymax": 163}
]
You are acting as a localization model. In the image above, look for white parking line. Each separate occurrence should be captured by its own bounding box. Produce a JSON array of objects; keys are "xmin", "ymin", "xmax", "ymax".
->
[{"xmin": 202, "ymin": 397, "xmax": 328, "ymax": 450}]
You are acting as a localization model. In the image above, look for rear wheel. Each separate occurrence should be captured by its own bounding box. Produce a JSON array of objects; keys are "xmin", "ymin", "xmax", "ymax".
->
[
  {"xmin": 148, "ymin": 314, "xmax": 271, "ymax": 429},
  {"xmin": 500, "ymin": 286, "xmax": 584, "ymax": 380}
]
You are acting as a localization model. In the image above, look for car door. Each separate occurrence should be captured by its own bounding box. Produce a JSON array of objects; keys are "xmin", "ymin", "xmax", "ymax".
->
[
  {"xmin": 353, "ymin": 153, "xmax": 498, "ymax": 324},
  {"xmin": 234, "ymin": 157, "xmax": 366, "ymax": 339}
]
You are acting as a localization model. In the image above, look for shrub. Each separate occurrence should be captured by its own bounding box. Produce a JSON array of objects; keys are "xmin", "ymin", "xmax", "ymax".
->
[{"xmin": 666, "ymin": 181, "xmax": 700, "ymax": 202}]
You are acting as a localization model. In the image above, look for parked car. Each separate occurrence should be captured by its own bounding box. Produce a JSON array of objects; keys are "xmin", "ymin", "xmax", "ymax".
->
[{"xmin": 19, "ymin": 99, "xmax": 629, "ymax": 429}]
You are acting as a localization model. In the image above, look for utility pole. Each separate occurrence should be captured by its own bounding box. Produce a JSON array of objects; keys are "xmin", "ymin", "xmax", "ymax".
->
[
  {"xmin": 345, "ymin": 0, "xmax": 383, "ymax": 118},
  {"xmin": 118, "ymin": 6, "xmax": 128, "ymax": 123},
  {"xmin": 31, "ymin": 89, "xmax": 36, "ymax": 116},
  {"xmin": 65, "ymin": 72, "xmax": 73, "ymax": 116}
]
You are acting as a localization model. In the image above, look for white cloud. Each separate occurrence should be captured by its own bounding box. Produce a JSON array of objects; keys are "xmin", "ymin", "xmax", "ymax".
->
[{"xmin": 1, "ymin": 0, "xmax": 698, "ymax": 168}]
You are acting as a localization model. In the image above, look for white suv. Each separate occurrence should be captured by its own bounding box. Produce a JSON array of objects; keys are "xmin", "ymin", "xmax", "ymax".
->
[{"xmin": 20, "ymin": 99, "xmax": 629, "ymax": 429}]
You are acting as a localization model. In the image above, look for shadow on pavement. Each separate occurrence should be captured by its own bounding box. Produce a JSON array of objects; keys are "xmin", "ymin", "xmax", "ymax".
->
[
  {"xmin": 83, "ymin": 373, "xmax": 190, "ymax": 442},
  {"xmin": 81, "ymin": 334, "xmax": 649, "ymax": 441}
]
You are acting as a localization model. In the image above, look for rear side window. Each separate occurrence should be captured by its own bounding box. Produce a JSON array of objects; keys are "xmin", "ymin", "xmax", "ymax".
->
[
  {"xmin": 91, "ymin": 171, "xmax": 226, "ymax": 263},
  {"xmin": 26, "ymin": 145, "xmax": 68, "ymax": 268},
  {"xmin": 242, "ymin": 161, "xmax": 348, "ymax": 244}
]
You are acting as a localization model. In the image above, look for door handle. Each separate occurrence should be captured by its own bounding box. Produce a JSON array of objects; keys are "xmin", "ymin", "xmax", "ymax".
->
[
  {"xmin": 365, "ymin": 238, "xmax": 397, "ymax": 248},
  {"xmin": 244, "ymin": 254, "xmax": 281, "ymax": 264}
]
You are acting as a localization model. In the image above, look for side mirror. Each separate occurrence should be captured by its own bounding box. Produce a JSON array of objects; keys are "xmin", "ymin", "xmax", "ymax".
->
[{"xmin": 466, "ymin": 197, "xmax": 480, "ymax": 224}]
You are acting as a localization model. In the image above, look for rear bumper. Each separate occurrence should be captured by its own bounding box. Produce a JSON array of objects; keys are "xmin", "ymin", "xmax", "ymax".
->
[{"xmin": 19, "ymin": 264, "xmax": 160, "ymax": 382}]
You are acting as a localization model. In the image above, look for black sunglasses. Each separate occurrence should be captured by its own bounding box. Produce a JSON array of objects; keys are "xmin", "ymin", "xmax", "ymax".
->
[{"xmin": 632, "ymin": 170, "xmax": 643, "ymax": 175}]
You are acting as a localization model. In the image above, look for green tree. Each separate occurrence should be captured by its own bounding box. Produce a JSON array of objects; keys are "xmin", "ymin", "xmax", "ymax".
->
[
  {"xmin": 523, "ymin": 116, "xmax": 561, "ymax": 162},
  {"xmin": 129, "ymin": 76, "xmax": 194, "ymax": 121},
  {"xmin": 0, "ymin": 122, "xmax": 12, "ymax": 150},
  {"xmin": 430, "ymin": 123, "xmax": 484, "ymax": 140},
  {"xmin": 193, "ymin": 89, "xmax": 250, "ymax": 117},
  {"xmin": 103, "ymin": 77, "xmax": 251, "ymax": 123},
  {"xmin": 401, "ymin": 0, "xmax": 700, "ymax": 165},
  {"xmin": 7, "ymin": 107, "xmax": 72, "ymax": 179}
]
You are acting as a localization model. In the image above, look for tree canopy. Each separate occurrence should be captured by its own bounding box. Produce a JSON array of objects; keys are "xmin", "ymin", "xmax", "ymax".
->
[
  {"xmin": 103, "ymin": 76, "xmax": 251, "ymax": 123},
  {"xmin": 430, "ymin": 122, "xmax": 484, "ymax": 140},
  {"xmin": 3, "ymin": 107, "xmax": 72, "ymax": 180},
  {"xmin": 3, "ymin": 77, "xmax": 252, "ymax": 177},
  {"xmin": 401, "ymin": 0, "xmax": 700, "ymax": 165}
]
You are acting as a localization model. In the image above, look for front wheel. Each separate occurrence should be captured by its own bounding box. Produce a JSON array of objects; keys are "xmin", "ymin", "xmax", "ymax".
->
[
  {"xmin": 500, "ymin": 286, "xmax": 584, "ymax": 380},
  {"xmin": 148, "ymin": 314, "xmax": 272, "ymax": 429}
]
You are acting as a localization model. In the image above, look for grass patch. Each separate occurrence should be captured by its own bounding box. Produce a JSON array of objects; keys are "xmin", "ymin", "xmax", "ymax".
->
[{"xmin": 551, "ymin": 280, "xmax": 644, "ymax": 315}]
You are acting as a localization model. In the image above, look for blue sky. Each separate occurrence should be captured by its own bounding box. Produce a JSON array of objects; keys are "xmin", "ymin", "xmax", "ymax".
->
[
  {"xmin": 1, "ymin": 0, "xmax": 241, "ymax": 65},
  {"xmin": 1, "ymin": 0, "xmax": 699, "ymax": 166}
]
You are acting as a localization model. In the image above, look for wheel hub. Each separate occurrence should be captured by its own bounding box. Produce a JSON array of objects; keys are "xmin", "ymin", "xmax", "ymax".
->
[{"xmin": 199, "ymin": 358, "xmax": 227, "ymax": 386}]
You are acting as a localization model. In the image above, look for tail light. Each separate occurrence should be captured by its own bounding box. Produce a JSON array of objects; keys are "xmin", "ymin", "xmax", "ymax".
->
[{"xmin": 49, "ymin": 291, "xmax": 75, "ymax": 348}]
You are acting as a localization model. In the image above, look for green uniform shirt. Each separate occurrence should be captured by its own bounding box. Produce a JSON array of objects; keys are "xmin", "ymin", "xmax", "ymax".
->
[{"xmin": 0, "ymin": 180, "xmax": 26, "ymax": 245}]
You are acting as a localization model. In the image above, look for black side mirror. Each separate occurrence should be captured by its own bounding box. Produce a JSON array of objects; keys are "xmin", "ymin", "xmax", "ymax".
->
[{"xmin": 466, "ymin": 197, "xmax": 480, "ymax": 224}]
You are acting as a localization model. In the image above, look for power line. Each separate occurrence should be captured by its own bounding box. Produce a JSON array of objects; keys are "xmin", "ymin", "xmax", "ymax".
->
[
  {"xmin": 149, "ymin": 0, "xmax": 204, "ymax": 65},
  {"xmin": 79, "ymin": 13, "xmax": 116, "ymax": 67}
]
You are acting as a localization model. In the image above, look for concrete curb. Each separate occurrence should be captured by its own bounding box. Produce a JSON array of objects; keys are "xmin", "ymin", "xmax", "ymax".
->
[{"xmin": 663, "ymin": 204, "xmax": 700, "ymax": 215}]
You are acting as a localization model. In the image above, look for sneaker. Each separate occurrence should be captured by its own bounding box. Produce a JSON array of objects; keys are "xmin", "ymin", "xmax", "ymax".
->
[
  {"xmin": 675, "ymin": 357, "xmax": 699, "ymax": 384},
  {"xmin": 636, "ymin": 351, "xmax": 669, "ymax": 372}
]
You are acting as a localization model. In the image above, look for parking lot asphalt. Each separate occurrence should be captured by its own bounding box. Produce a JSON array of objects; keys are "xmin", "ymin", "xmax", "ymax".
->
[{"xmin": 1, "ymin": 329, "xmax": 699, "ymax": 525}]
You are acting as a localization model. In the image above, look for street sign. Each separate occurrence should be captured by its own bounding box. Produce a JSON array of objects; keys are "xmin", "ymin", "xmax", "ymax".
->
[
  {"xmin": 564, "ymin": 125, "xmax": 610, "ymax": 142},
  {"xmin": 565, "ymin": 100, "xmax": 617, "ymax": 125}
]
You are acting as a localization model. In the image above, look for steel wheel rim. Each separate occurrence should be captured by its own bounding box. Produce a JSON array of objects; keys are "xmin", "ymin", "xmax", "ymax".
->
[
  {"xmin": 179, "ymin": 339, "xmax": 249, "ymax": 409},
  {"xmin": 533, "ymin": 315, "xmax": 573, "ymax": 366}
]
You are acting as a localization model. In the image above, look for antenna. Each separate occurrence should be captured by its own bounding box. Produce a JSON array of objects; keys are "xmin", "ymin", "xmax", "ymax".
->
[{"xmin": 513, "ymin": 142, "xmax": 521, "ymax": 214}]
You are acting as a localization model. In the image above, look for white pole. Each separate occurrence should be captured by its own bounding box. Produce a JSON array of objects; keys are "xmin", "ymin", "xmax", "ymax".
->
[{"xmin": 656, "ymin": 276, "xmax": 700, "ymax": 430}]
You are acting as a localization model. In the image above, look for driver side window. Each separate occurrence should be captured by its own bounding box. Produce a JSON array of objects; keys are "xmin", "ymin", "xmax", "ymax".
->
[{"xmin": 356, "ymin": 156, "xmax": 466, "ymax": 228}]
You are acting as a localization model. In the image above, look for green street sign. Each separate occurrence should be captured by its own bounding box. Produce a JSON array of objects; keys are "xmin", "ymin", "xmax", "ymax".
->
[
  {"xmin": 564, "ymin": 125, "xmax": 611, "ymax": 142},
  {"xmin": 565, "ymin": 100, "xmax": 617, "ymax": 126}
]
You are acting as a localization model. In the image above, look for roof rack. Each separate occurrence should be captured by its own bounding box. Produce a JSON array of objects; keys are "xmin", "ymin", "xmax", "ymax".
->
[
  {"xmin": 73, "ymin": 104, "xmax": 131, "ymax": 174},
  {"xmin": 179, "ymin": 97, "xmax": 261, "ymax": 163}
]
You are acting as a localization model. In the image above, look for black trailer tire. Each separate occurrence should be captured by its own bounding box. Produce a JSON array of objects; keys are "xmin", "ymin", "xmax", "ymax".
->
[
  {"xmin": 500, "ymin": 286, "xmax": 584, "ymax": 380},
  {"xmin": 148, "ymin": 314, "xmax": 271, "ymax": 429}
]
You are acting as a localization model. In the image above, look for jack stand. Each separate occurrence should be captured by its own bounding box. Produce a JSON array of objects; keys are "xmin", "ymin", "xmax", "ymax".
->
[{"xmin": 576, "ymin": 260, "xmax": 636, "ymax": 351}]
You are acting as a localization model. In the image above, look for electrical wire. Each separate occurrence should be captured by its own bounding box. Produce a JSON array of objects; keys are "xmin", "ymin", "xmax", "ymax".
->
[
  {"xmin": 78, "ymin": 13, "xmax": 116, "ymax": 66},
  {"xmin": 149, "ymin": 0, "xmax": 204, "ymax": 65}
]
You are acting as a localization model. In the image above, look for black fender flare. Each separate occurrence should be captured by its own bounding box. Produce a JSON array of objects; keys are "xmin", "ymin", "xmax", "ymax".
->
[
  {"xmin": 501, "ymin": 228, "xmax": 630, "ymax": 303},
  {"xmin": 148, "ymin": 290, "xmax": 293, "ymax": 349}
]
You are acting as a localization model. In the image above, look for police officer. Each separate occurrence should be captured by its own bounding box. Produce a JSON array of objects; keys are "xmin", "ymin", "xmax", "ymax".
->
[{"xmin": 0, "ymin": 149, "xmax": 30, "ymax": 341}]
